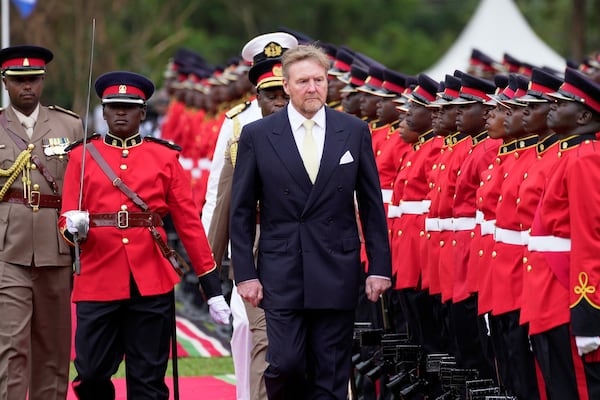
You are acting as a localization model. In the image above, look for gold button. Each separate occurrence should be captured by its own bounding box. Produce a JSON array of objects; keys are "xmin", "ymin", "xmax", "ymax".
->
[
  {"xmin": 558, "ymin": 152, "xmax": 562, "ymax": 158},
  {"xmin": 427, "ymin": 233, "xmax": 431, "ymax": 239},
  {"xmin": 438, "ymin": 187, "xmax": 441, "ymax": 192},
  {"xmin": 491, "ymin": 250, "xmax": 497, "ymax": 258},
  {"xmin": 32, "ymin": 184, "xmax": 40, "ymax": 190},
  {"xmin": 479, "ymin": 250, "xmax": 483, "ymax": 257},
  {"xmin": 121, "ymin": 205, "xmax": 128, "ymax": 211},
  {"xmin": 376, "ymin": 150, "xmax": 381, "ymax": 156},
  {"xmin": 487, "ymin": 174, "xmax": 491, "ymax": 181},
  {"xmin": 440, "ymin": 240, "xmax": 445, "ymax": 247},
  {"xmin": 31, "ymin": 163, "xmax": 37, "ymax": 170},
  {"xmin": 122, "ymin": 238, "xmax": 129, "ymax": 244},
  {"xmin": 397, "ymin": 230, "xmax": 402, "ymax": 236},
  {"xmin": 420, "ymin": 231, "xmax": 425, "ymax": 237},
  {"xmin": 120, "ymin": 164, "xmax": 128, "ymax": 170},
  {"xmin": 514, "ymin": 152, "xmax": 520, "ymax": 159},
  {"xmin": 406, "ymin": 161, "xmax": 412, "ymax": 167},
  {"xmin": 516, "ymin": 198, "xmax": 520, "ymax": 204},
  {"xmin": 28, "ymin": 143, "xmax": 34, "ymax": 150},
  {"xmin": 122, "ymin": 149, "xmax": 130, "ymax": 157},
  {"xmin": 523, "ymin": 172, "xmax": 528, "ymax": 179},
  {"xmin": 440, "ymin": 164, "xmax": 446, "ymax": 170},
  {"xmin": 498, "ymin": 195, "xmax": 503, "ymax": 202},
  {"xmin": 523, "ymin": 256, "xmax": 528, "ymax": 263},
  {"xmin": 457, "ymin": 170, "xmax": 461, "ymax": 176},
  {"xmin": 527, "ymin": 265, "xmax": 532, "ymax": 272},
  {"xmin": 452, "ymin": 240, "xmax": 457, "ymax": 247},
  {"xmin": 488, "ymin": 164, "xmax": 493, "ymax": 170},
  {"xmin": 480, "ymin": 181, "xmax": 484, "ymax": 187},
  {"xmin": 504, "ymin": 172, "xmax": 509, "ymax": 179}
]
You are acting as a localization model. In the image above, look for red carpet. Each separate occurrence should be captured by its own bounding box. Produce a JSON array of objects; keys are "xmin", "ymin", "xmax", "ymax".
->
[{"xmin": 66, "ymin": 375, "xmax": 236, "ymax": 399}]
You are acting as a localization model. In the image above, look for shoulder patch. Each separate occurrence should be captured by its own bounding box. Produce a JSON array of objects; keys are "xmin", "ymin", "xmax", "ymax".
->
[
  {"xmin": 65, "ymin": 134, "xmax": 102, "ymax": 152},
  {"xmin": 225, "ymin": 101, "xmax": 251, "ymax": 119},
  {"xmin": 144, "ymin": 136, "xmax": 182, "ymax": 151},
  {"xmin": 48, "ymin": 105, "xmax": 81, "ymax": 119}
]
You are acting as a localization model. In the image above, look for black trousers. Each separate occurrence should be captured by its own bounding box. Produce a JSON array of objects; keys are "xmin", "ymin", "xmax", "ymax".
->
[
  {"xmin": 263, "ymin": 308, "xmax": 355, "ymax": 400},
  {"xmin": 489, "ymin": 310, "xmax": 540, "ymax": 399},
  {"xmin": 531, "ymin": 323, "xmax": 600, "ymax": 400},
  {"xmin": 72, "ymin": 283, "xmax": 173, "ymax": 400}
]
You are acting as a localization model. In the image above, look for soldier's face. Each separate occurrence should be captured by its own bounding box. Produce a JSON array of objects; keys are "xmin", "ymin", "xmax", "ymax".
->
[
  {"xmin": 504, "ymin": 106, "xmax": 526, "ymax": 139},
  {"xmin": 485, "ymin": 105, "xmax": 507, "ymax": 139},
  {"xmin": 456, "ymin": 103, "xmax": 486, "ymax": 136},
  {"xmin": 405, "ymin": 102, "xmax": 432, "ymax": 134},
  {"xmin": 283, "ymin": 59, "xmax": 327, "ymax": 119},
  {"xmin": 103, "ymin": 103, "xmax": 146, "ymax": 137},
  {"xmin": 547, "ymin": 100, "xmax": 581, "ymax": 134},
  {"xmin": 3, "ymin": 75, "xmax": 44, "ymax": 115},
  {"xmin": 257, "ymin": 87, "xmax": 289, "ymax": 117},
  {"xmin": 439, "ymin": 104, "xmax": 459, "ymax": 134},
  {"xmin": 522, "ymin": 102, "xmax": 552, "ymax": 134}
]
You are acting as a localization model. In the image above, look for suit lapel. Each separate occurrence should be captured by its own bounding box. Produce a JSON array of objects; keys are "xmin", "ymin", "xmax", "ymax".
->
[{"xmin": 267, "ymin": 110, "xmax": 313, "ymax": 193}]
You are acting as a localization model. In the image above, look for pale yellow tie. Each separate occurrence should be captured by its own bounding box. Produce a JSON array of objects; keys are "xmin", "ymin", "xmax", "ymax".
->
[
  {"xmin": 21, "ymin": 116, "xmax": 35, "ymax": 138},
  {"xmin": 301, "ymin": 119, "xmax": 319, "ymax": 183}
]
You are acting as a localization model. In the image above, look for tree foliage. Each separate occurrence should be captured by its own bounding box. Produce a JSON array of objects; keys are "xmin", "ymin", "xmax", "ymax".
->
[{"xmin": 2, "ymin": 0, "xmax": 597, "ymax": 116}]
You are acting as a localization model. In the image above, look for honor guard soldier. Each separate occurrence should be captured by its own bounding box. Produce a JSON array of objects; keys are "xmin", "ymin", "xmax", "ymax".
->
[
  {"xmin": 446, "ymin": 73, "xmax": 500, "ymax": 379},
  {"xmin": 527, "ymin": 68, "xmax": 600, "ymax": 399},
  {"xmin": 0, "ymin": 45, "xmax": 84, "ymax": 400},
  {"xmin": 59, "ymin": 71, "xmax": 230, "ymax": 399},
  {"xmin": 205, "ymin": 32, "xmax": 297, "ymax": 400}
]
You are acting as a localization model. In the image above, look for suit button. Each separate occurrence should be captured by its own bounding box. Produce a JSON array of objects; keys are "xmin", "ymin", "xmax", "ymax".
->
[
  {"xmin": 122, "ymin": 238, "xmax": 129, "ymax": 244},
  {"xmin": 283, "ymin": 189, "xmax": 289, "ymax": 195},
  {"xmin": 337, "ymin": 186, "xmax": 343, "ymax": 191}
]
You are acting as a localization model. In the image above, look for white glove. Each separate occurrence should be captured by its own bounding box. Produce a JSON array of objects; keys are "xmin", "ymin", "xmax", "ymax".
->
[
  {"xmin": 207, "ymin": 295, "xmax": 231, "ymax": 325},
  {"xmin": 575, "ymin": 336, "xmax": 600, "ymax": 356},
  {"xmin": 63, "ymin": 210, "xmax": 90, "ymax": 240}
]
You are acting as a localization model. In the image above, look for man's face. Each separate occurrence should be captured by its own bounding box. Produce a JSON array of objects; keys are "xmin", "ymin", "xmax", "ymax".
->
[
  {"xmin": 283, "ymin": 59, "xmax": 327, "ymax": 119},
  {"xmin": 342, "ymin": 92, "xmax": 361, "ymax": 116},
  {"xmin": 376, "ymin": 98, "xmax": 400, "ymax": 125},
  {"xmin": 485, "ymin": 105, "xmax": 507, "ymax": 139},
  {"xmin": 257, "ymin": 87, "xmax": 289, "ymax": 117},
  {"xmin": 547, "ymin": 100, "xmax": 581, "ymax": 134},
  {"xmin": 3, "ymin": 75, "xmax": 44, "ymax": 114},
  {"xmin": 522, "ymin": 102, "xmax": 552, "ymax": 134},
  {"xmin": 405, "ymin": 101, "xmax": 432, "ymax": 134},
  {"xmin": 456, "ymin": 102, "xmax": 486, "ymax": 136},
  {"xmin": 359, "ymin": 93, "xmax": 381, "ymax": 120},
  {"xmin": 504, "ymin": 105, "xmax": 527, "ymax": 138},
  {"xmin": 439, "ymin": 104, "xmax": 459, "ymax": 134},
  {"xmin": 327, "ymin": 77, "xmax": 345, "ymax": 103},
  {"xmin": 103, "ymin": 103, "xmax": 146, "ymax": 137}
]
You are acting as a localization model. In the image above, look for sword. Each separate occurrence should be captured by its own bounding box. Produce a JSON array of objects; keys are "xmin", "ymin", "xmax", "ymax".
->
[{"xmin": 74, "ymin": 18, "xmax": 96, "ymax": 275}]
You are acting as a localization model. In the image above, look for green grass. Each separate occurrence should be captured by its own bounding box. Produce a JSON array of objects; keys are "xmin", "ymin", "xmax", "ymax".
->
[{"xmin": 69, "ymin": 356, "xmax": 234, "ymax": 380}]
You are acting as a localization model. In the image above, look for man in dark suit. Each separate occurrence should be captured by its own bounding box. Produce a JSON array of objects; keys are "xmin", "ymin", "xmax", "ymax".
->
[{"xmin": 230, "ymin": 44, "xmax": 392, "ymax": 400}]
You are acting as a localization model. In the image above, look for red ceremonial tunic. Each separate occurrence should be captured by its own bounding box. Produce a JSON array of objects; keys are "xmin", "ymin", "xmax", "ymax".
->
[
  {"xmin": 59, "ymin": 134, "xmax": 216, "ymax": 302},
  {"xmin": 392, "ymin": 131, "xmax": 442, "ymax": 290},
  {"xmin": 516, "ymin": 135, "xmax": 568, "ymax": 334},
  {"xmin": 489, "ymin": 135, "xmax": 539, "ymax": 315},
  {"xmin": 449, "ymin": 132, "xmax": 501, "ymax": 303}
]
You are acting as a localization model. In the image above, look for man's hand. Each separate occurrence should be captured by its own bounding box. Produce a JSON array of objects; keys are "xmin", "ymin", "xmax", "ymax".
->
[
  {"xmin": 365, "ymin": 276, "xmax": 391, "ymax": 302},
  {"xmin": 575, "ymin": 336, "xmax": 600, "ymax": 356},
  {"xmin": 62, "ymin": 210, "xmax": 90, "ymax": 240},
  {"xmin": 207, "ymin": 295, "xmax": 231, "ymax": 324},
  {"xmin": 237, "ymin": 279, "xmax": 263, "ymax": 307}
]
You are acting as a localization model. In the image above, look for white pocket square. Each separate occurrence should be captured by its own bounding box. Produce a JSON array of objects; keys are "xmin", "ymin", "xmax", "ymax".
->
[{"xmin": 339, "ymin": 150, "xmax": 354, "ymax": 165}]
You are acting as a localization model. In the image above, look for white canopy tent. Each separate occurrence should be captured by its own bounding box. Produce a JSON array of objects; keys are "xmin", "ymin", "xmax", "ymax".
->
[{"xmin": 425, "ymin": 0, "xmax": 566, "ymax": 80}]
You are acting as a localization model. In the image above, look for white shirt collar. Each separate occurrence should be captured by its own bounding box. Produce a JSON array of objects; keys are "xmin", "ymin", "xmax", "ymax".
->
[
  {"xmin": 12, "ymin": 104, "xmax": 40, "ymax": 125},
  {"xmin": 287, "ymin": 103, "xmax": 326, "ymax": 132}
]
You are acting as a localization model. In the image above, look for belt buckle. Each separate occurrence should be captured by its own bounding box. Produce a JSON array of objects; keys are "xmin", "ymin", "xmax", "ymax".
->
[
  {"xmin": 29, "ymin": 190, "xmax": 40, "ymax": 212},
  {"xmin": 117, "ymin": 210, "xmax": 129, "ymax": 228}
]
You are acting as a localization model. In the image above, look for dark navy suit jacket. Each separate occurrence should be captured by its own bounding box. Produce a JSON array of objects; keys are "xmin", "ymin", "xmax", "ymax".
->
[{"xmin": 230, "ymin": 106, "xmax": 391, "ymax": 310}]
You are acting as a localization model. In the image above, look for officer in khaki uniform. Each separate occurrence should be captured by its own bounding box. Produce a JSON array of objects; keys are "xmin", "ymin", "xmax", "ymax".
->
[{"xmin": 0, "ymin": 45, "xmax": 84, "ymax": 399}]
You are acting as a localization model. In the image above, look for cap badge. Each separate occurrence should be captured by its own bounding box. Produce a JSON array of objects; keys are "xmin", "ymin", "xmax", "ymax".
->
[
  {"xmin": 23, "ymin": 58, "xmax": 30, "ymax": 67},
  {"xmin": 263, "ymin": 42, "xmax": 283, "ymax": 58},
  {"xmin": 119, "ymin": 85, "xmax": 127, "ymax": 94},
  {"xmin": 273, "ymin": 65, "xmax": 282, "ymax": 77}
]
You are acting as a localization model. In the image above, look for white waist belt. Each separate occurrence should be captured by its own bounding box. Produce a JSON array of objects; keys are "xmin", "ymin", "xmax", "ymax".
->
[
  {"xmin": 387, "ymin": 205, "xmax": 402, "ymax": 218},
  {"xmin": 400, "ymin": 200, "xmax": 431, "ymax": 215},
  {"xmin": 438, "ymin": 218, "xmax": 454, "ymax": 231},
  {"xmin": 453, "ymin": 217, "xmax": 477, "ymax": 231},
  {"xmin": 480, "ymin": 219, "xmax": 496, "ymax": 236},
  {"xmin": 425, "ymin": 218, "xmax": 440, "ymax": 232},
  {"xmin": 476, "ymin": 210, "xmax": 484, "ymax": 225},
  {"xmin": 528, "ymin": 236, "xmax": 571, "ymax": 252},
  {"xmin": 494, "ymin": 227, "xmax": 527, "ymax": 245},
  {"xmin": 381, "ymin": 189, "xmax": 393, "ymax": 203},
  {"xmin": 521, "ymin": 230, "xmax": 530, "ymax": 245}
]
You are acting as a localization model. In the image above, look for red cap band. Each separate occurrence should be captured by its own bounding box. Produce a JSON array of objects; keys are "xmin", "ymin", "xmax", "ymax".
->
[{"xmin": 102, "ymin": 84, "xmax": 146, "ymax": 100}]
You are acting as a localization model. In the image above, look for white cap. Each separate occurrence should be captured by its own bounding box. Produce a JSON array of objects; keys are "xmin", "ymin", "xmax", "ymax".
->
[{"xmin": 241, "ymin": 32, "xmax": 298, "ymax": 64}]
